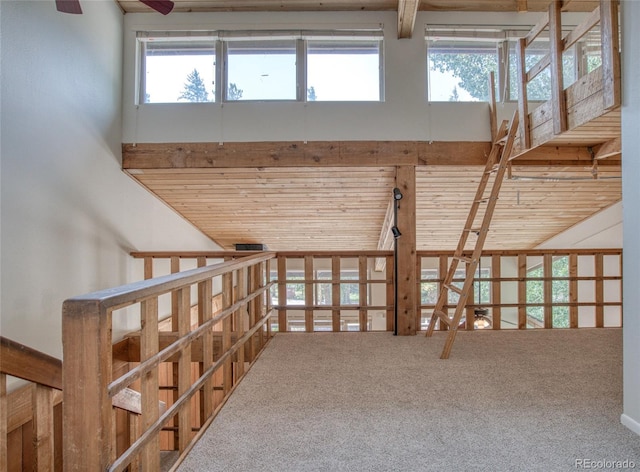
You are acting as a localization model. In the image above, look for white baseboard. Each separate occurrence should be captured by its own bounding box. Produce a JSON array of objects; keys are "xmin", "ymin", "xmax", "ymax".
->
[{"xmin": 621, "ymin": 414, "xmax": 640, "ymax": 436}]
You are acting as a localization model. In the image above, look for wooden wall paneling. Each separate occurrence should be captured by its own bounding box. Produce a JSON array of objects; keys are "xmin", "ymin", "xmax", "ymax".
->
[
  {"xmin": 595, "ymin": 253, "xmax": 604, "ymax": 327},
  {"xmin": 359, "ymin": 256, "xmax": 368, "ymax": 331},
  {"xmin": 492, "ymin": 254, "xmax": 502, "ymax": 330},
  {"xmin": 569, "ymin": 254, "xmax": 579, "ymax": 328},
  {"xmin": 395, "ymin": 165, "xmax": 417, "ymax": 335},
  {"xmin": 544, "ymin": 254, "xmax": 553, "ymax": 328},
  {"xmin": 386, "ymin": 255, "xmax": 394, "ymax": 332},
  {"xmin": 32, "ymin": 384, "xmax": 55, "ymax": 471},
  {"xmin": 305, "ymin": 256, "xmax": 314, "ymax": 332},
  {"xmin": 518, "ymin": 254, "xmax": 528, "ymax": 329},
  {"xmin": 600, "ymin": 0, "xmax": 621, "ymax": 110},
  {"xmin": 277, "ymin": 256, "xmax": 287, "ymax": 332},
  {"xmin": 549, "ymin": 0, "xmax": 568, "ymax": 134},
  {"xmin": 140, "ymin": 297, "xmax": 160, "ymax": 471}
]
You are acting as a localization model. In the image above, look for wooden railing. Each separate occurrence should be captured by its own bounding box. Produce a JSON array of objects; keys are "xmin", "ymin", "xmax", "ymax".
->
[
  {"xmin": 515, "ymin": 0, "xmax": 620, "ymax": 150},
  {"xmin": 131, "ymin": 248, "xmax": 622, "ymax": 334},
  {"xmin": 418, "ymin": 249, "xmax": 622, "ymax": 331},
  {"xmin": 1, "ymin": 337, "xmax": 63, "ymax": 471},
  {"xmin": 62, "ymin": 252, "xmax": 275, "ymax": 471}
]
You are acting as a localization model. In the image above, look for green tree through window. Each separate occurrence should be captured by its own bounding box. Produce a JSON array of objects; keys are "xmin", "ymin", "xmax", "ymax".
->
[{"xmin": 178, "ymin": 69, "xmax": 211, "ymax": 102}]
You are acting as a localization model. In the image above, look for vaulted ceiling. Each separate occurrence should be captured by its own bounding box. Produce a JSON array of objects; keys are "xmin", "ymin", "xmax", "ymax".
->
[
  {"xmin": 120, "ymin": 0, "xmax": 622, "ymax": 252},
  {"xmin": 117, "ymin": 0, "xmax": 600, "ymax": 38}
]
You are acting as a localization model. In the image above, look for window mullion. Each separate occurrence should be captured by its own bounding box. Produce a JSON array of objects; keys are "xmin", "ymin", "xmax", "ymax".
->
[
  {"xmin": 215, "ymin": 40, "xmax": 223, "ymax": 103},
  {"xmin": 297, "ymin": 38, "xmax": 306, "ymax": 102}
]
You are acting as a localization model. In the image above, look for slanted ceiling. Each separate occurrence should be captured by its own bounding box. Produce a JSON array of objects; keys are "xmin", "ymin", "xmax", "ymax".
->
[{"xmin": 127, "ymin": 164, "xmax": 621, "ymax": 251}]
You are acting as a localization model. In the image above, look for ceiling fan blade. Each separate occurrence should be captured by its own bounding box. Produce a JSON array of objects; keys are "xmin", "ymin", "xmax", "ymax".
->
[
  {"xmin": 139, "ymin": 0, "xmax": 174, "ymax": 15},
  {"xmin": 55, "ymin": 0, "xmax": 82, "ymax": 14}
]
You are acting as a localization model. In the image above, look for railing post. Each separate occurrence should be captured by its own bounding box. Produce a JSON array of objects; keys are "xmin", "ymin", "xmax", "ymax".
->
[
  {"xmin": 549, "ymin": 0, "xmax": 567, "ymax": 135},
  {"xmin": 516, "ymin": 37, "xmax": 531, "ymax": 150},
  {"xmin": 0, "ymin": 373, "xmax": 7, "ymax": 472},
  {"xmin": 277, "ymin": 256, "xmax": 287, "ymax": 332},
  {"xmin": 62, "ymin": 300, "xmax": 113, "ymax": 471},
  {"xmin": 304, "ymin": 256, "xmax": 314, "ymax": 332},
  {"xmin": 33, "ymin": 383, "xmax": 55, "ymax": 470}
]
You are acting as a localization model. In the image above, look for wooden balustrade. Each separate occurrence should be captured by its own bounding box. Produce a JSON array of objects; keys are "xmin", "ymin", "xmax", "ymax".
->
[
  {"xmin": 132, "ymin": 248, "xmax": 621, "ymax": 334},
  {"xmin": 515, "ymin": 0, "xmax": 620, "ymax": 152},
  {"xmin": 62, "ymin": 252, "xmax": 275, "ymax": 471}
]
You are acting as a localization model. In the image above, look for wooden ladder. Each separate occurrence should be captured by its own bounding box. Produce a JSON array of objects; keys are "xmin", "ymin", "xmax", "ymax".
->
[{"xmin": 425, "ymin": 110, "xmax": 519, "ymax": 359}]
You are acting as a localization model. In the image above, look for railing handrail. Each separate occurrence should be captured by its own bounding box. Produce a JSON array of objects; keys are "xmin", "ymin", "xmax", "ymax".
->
[
  {"xmin": 63, "ymin": 251, "xmax": 277, "ymax": 471},
  {"xmin": 64, "ymin": 251, "xmax": 275, "ymax": 312},
  {"xmin": 0, "ymin": 336, "xmax": 62, "ymax": 390}
]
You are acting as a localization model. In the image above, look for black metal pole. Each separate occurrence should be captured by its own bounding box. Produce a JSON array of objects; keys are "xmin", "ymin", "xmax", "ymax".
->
[{"xmin": 393, "ymin": 197, "xmax": 398, "ymax": 336}]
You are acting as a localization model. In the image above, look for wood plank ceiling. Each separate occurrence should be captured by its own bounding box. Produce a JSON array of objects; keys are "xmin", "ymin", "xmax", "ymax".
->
[
  {"xmin": 120, "ymin": 0, "xmax": 620, "ymax": 252},
  {"xmin": 128, "ymin": 163, "xmax": 621, "ymax": 251}
]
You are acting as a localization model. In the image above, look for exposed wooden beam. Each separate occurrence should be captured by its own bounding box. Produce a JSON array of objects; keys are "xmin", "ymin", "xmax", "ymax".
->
[
  {"xmin": 600, "ymin": 0, "xmax": 621, "ymax": 110},
  {"xmin": 397, "ymin": 0, "xmax": 419, "ymax": 39},
  {"xmin": 123, "ymin": 141, "xmax": 493, "ymax": 168},
  {"xmin": 549, "ymin": 0, "xmax": 568, "ymax": 135},
  {"xmin": 395, "ymin": 166, "xmax": 417, "ymax": 335},
  {"xmin": 594, "ymin": 137, "xmax": 621, "ymax": 160},
  {"xmin": 124, "ymin": 140, "xmax": 621, "ymax": 169},
  {"xmin": 517, "ymin": 0, "xmax": 528, "ymax": 12}
]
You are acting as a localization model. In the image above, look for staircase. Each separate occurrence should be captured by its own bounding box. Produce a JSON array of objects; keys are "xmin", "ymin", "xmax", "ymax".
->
[{"xmin": 425, "ymin": 110, "xmax": 520, "ymax": 359}]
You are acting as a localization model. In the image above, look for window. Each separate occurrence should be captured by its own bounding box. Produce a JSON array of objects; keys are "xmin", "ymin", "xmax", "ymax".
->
[
  {"xmin": 140, "ymin": 35, "xmax": 216, "ymax": 104},
  {"xmin": 225, "ymin": 39, "xmax": 297, "ymax": 101},
  {"xmin": 137, "ymin": 30, "xmax": 383, "ymax": 104},
  {"xmin": 426, "ymin": 24, "xmax": 595, "ymax": 103},
  {"xmin": 427, "ymin": 28, "xmax": 503, "ymax": 102},
  {"xmin": 307, "ymin": 38, "xmax": 382, "ymax": 101}
]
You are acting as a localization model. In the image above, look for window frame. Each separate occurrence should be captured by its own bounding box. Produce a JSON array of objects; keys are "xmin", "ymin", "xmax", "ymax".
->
[
  {"xmin": 425, "ymin": 24, "xmax": 582, "ymax": 103},
  {"xmin": 137, "ymin": 29, "xmax": 384, "ymax": 105}
]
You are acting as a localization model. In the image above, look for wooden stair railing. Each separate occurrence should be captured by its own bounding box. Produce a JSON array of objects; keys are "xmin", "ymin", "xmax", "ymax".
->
[
  {"xmin": 62, "ymin": 252, "xmax": 275, "ymax": 472},
  {"xmin": 1, "ymin": 336, "xmax": 165, "ymax": 471},
  {"xmin": 425, "ymin": 110, "xmax": 519, "ymax": 359}
]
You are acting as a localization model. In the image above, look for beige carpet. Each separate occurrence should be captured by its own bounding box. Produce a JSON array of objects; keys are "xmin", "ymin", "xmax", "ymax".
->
[{"xmin": 178, "ymin": 329, "xmax": 640, "ymax": 471}]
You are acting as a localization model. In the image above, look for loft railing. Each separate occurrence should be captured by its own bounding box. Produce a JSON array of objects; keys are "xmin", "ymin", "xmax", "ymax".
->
[
  {"xmin": 0, "ymin": 336, "xmax": 168, "ymax": 471},
  {"xmin": 515, "ymin": 0, "xmax": 621, "ymax": 150},
  {"xmin": 1, "ymin": 337, "xmax": 63, "ymax": 471},
  {"xmin": 131, "ymin": 248, "xmax": 622, "ymax": 334},
  {"xmin": 62, "ymin": 252, "xmax": 275, "ymax": 471}
]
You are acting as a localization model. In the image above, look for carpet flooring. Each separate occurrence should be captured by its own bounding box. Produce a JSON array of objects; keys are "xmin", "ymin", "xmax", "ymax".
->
[{"xmin": 178, "ymin": 329, "xmax": 640, "ymax": 471}]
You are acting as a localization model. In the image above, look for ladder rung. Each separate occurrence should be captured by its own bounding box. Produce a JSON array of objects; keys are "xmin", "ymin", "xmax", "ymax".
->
[
  {"xmin": 453, "ymin": 256, "xmax": 473, "ymax": 264},
  {"xmin": 433, "ymin": 310, "xmax": 452, "ymax": 327},
  {"xmin": 485, "ymin": 165, "xmax": 500, "ymax": 174},
  {"xmin": 464, "ymin": 228, "xmax": 482, "ymax": 235},
  {"xmin": 444, "ymin": 284, "xmax": 463, "ymax": 295},
  {"xmin": 495, "ymin": 134, "xmax": 508, "ymax": 144},
  {"xmin": 474, "ymin": 197, "xmax": 497, "ymax": 204}
]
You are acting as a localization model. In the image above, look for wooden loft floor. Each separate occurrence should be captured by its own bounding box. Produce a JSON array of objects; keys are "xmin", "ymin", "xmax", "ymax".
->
[{"xmin": 122, "ymin": 1, "xmax": 622, "ymax": 252}]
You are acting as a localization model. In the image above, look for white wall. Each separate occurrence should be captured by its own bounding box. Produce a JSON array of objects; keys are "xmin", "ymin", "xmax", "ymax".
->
[
  {"xmin": 536, "ymin": 202, "xmax": 622, "ymax": 249},
  {"xmin": 621, "ymin": 0, "xmax": 640, "ymax": 437},
  {"xmin": 0, "ymin": 0, "xmax": 220, "ymax": 368},
  {"xmin": 122, "ymin": 10, "xmax": 588, "ymax": 144}
]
